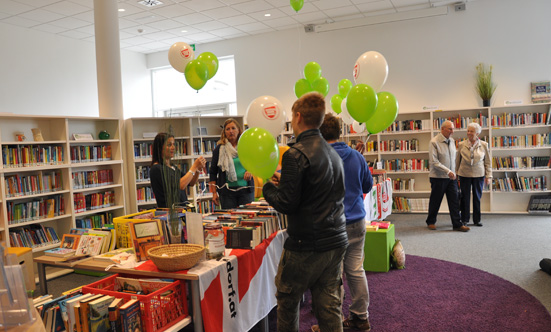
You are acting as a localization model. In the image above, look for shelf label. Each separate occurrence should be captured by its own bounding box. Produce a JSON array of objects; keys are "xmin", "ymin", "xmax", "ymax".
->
[{"xmin": 504, "ymin": 99, "xmax": 523, "ymax": 105}]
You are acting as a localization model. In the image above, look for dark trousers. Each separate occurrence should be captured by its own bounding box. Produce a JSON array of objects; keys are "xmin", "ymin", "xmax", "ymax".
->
[
  {"xmin": 459, "ymin": 176, "xmax": 484, "ymax": 224},
  {"xmin": 426, "ymin": 178, "xmax": 462, "ymax": 228},
  {"xmin": 219, "ymin": 187, "xmax": 253, "ymax": 209}
]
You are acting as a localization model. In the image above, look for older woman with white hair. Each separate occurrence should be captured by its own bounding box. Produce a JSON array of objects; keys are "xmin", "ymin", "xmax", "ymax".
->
[{"xmin": 456, "ymin": 122, "xmax": 491, "ymax": 226}]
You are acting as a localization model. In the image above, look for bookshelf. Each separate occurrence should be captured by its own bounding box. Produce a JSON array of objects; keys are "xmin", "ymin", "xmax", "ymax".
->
[
  {"xmin": 124, "ymin": 116, "xmax": 244, "ymax": 214},
  {"xmin": 0, "ymin": 115, "xmax": 126, "ymax": 278},
  {"xmin": 341, "ymin": 104, "xmax": 550, "ymax": 214}
]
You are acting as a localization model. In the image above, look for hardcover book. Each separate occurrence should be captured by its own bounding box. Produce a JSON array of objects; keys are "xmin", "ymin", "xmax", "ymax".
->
[
  {"xmin": 119, "ymin": 299, "xmax": 142, "ymax": 332},
  {"xmin": 60, "ymin": 234, "xmax": 80, "ymax": 249},
  {"xmin": 108, "ymin": 298, "xmax": 124, "ymax": 332},
  {"xmin": 531, "ymin": 81, "xmax": 551, "ymax": 103},
  {"xmin": 75, "ymin": 234, "xmax": 104, "ymax": 256},
  {"xmin": 88, "ymin": 295, "xmax": 115, "ymax": 332},
  {"xmin": 128, "ymin": 219, "xmax": 165, "ymax": 261},
  {"xmin": 78, "ymin": 294, "xmax": 104, "ymax": 332},
  {"xmin": 45, "ymin": 247, "xmax": 76, "ymax": 258}
]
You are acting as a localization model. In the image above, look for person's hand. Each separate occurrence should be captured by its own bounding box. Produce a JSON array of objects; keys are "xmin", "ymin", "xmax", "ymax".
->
[
  {"xmin": 193, "ymin": 156, "xmax": 207, "ymax": 172},
  {"xmin": 485, "ymin": 177, "xmax": 491, "ymax": 186},
  {"xmin": 270, "ymin": 172, "xmax": 281, "ymax": 186},
  {"xmin": 355, "ymin": 141, "xmax": 365, "ymax": 154},
  {"xmin": 448, "ymin": 171, "xmax": 456, "ymax": 180},
  {"xmin": 244, "ymin": 171, "xmax": 253, "ymax": 181},
  {"xmin": 212, "ymin": 191, "xmax": 220, "ymax": 206}
]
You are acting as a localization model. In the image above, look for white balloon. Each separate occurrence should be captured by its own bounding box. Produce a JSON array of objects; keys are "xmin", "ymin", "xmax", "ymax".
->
[
  {"xmin": 340, "ymin": 98, "xmax": 354, "ymax": 125},
  {"xmin": 352, "ymin": 121, "xmax": 366, "ymax": 134},
  {"xmin": 353, "ymin": 51, "xmax": 389, "ymax": 92},
  {"xmin": 168, "ymin": 42, "xmax": 195, "ymax": 73},
  {"xmin": 245, "ymin": 96, "xmax": 287, "ymax": 138}
]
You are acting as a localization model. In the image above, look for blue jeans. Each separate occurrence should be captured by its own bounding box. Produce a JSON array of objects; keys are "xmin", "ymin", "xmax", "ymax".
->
[
  {"xmin": 275, "ymin": 246, "xmax": 347, "ymax": 332},
  {"xmin": 459, "ymin": 176, "xmax": 484, "ymax": 224},
  {"xmin": 426, "ymin": 178, "xmax": 462, "ymax": 228},
  {"xmin": 342, "ymin": 219, "xmax": 369, "ymax": 320}
]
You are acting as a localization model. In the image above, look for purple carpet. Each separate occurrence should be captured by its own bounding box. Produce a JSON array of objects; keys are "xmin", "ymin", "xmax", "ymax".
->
[{"xmin": 252, "ymin": 254, "xmax": 551, "ymax": 332}]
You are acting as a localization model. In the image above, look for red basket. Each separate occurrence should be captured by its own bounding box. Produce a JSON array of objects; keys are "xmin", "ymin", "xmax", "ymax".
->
[{"xmin": 82, "ymin": 273, "xmax": 188, "ymax": 332}]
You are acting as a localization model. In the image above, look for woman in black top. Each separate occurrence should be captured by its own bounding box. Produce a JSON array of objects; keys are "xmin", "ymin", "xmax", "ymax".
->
[{"xmin": 150, "ymin": 133, "xmax": 206, "ymax": 208}]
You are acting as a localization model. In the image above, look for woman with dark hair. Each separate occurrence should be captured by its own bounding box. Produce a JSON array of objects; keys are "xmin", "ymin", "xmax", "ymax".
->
[
  {"xmin": 209, "ymin": 118, "xmax": 254, "ymax": 209},
  {"xmin": 150, "ymin": 133, "xmax": 206, "ymax": 208}
]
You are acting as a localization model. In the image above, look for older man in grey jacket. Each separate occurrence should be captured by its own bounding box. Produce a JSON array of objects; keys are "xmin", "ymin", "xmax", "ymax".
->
[{"xmin": 426, "ymin": 120, "xmax": 469, "ymax": 232}]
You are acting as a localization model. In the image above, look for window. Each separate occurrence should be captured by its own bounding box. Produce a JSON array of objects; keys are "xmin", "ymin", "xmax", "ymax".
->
[{"xmin": 151, "ymin": 55, "xmax": 237, "ymax": 117}]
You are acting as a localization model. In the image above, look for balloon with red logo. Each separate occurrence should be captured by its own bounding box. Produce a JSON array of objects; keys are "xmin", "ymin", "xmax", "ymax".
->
[
  {"xmin": 353, "ymin": 51, "xmax": 388, "ymax": 92},
  {"xmin": 246, "ymin": 96, "xmax": 287, "ymax": 138},
  {"xmin": 168, "ymin": 42, "xmax": 195, "ymax": 73}
]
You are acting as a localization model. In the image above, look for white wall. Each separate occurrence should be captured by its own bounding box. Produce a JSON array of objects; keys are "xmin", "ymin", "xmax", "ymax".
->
[
  {"xmin": 0, "ymin": 22, "xmax": 151, "ymax": 118},
  {"xmin": 148, "ymin": 0, "xmax": 551, "ymax": 116}
]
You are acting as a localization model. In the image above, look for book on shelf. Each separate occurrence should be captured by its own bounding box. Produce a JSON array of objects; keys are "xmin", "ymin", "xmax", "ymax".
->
[
  {"xmin": 528, "ymin": 194, "xmax": 551, "ymax": 214},
  {"xmin": 60, "ymin": 234, "xmax": 80, "ymax": 249},
  {"xmin": 531, "ymin": 81, "xmax": 551, "ymax": 104},
  {"xmin": 45, "ymin": 248, "xmax": 76, "ymax": 258},
  {"xmin": 88, "ymin": 295, "xmax": 115, "ymax": 332},
  {"xmin": 119, "ymin": 299, "xmax": 142, "ymax": 332}
]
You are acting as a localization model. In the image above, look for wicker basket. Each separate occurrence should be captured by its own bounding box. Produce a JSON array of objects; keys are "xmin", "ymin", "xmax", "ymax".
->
[{"xmin": 148, "ymin": 244, "xmax": 205, "ymax": 272}]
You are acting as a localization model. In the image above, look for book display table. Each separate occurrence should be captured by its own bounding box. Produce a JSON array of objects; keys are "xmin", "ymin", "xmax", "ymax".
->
[
  {"xmin": 363, "ymin": 224, "xmax": 395, "ymax": 272},
  {"xmin": 34, "ymin": 230, "xmax": 287, "ymax": 332}
]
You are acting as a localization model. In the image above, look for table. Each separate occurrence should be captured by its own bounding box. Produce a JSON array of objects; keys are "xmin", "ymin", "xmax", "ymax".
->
[{"xmin": 34, "ymin": 230, "xmax": 286, "ymax": 332}]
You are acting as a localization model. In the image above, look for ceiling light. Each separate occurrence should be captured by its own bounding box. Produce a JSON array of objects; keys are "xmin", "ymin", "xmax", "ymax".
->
[
  {"xmin": 118, "ymin": 8, "xmax": 125, "ymax": 12},
  {"xmin": 138, "ymin": 0, "xmax": 163, "ymax": 7},
  {"xmin": 181, "ymin": 30, "xmax": 187, "ymax": 33},
  {"xmin": 264, "ymin": 13, "xmax": 271, "ymax": 17}
]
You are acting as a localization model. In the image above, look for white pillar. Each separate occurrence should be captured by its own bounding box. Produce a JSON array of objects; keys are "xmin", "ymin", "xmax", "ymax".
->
[{"xmin": 93, "ymin": 0, "xmax": 123, "ymax": 119}]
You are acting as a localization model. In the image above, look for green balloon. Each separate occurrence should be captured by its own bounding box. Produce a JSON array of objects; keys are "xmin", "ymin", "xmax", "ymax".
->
[
  {"xmin": 346, "ymin": 84, "xmax": 378, "ymax": 123},
  {"xmin": 237, "ymin": 127, "xmax": 279, "ymax": 179},
  {"xmin": 290, "ymin": 0, "xmax": 304, "ymax": 12},
  {"xmin": 338, "ymin": 79, "xmax": 353, "ymax": 98},
  {"xmin": 304, "ymin": 62, "xmax": 321, "ymax": 83},
  {"xmin": 196, "ymin": 52, "xmax": 219, "ymax": 80},
  {"xmin": 184, "ymin": 60, "xmax": 209, "ymax": 90},
  {"xmin": 330, "ymin": 94, "xmax": 343, "ymax": 114},
  {"xmin": 294, "ymin": 78, "xmax": 312, "ymax": 98},
  {"xmin": 312, "ymin": 77, "xmax": 329, "ymax": 97},
  {"xmin": 365, "ymin": 92, "xmax": 399, "ymax": 134}
]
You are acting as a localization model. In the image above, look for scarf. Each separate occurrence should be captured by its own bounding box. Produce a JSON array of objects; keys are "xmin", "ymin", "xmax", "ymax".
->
[{"xmin": 218, "ymin": 142, "xmax": 238, "ymax": 182}]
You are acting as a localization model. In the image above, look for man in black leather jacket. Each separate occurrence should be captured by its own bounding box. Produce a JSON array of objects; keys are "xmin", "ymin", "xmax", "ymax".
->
[{"xmin": 263, "ymin": 92, "xmax": 348, "ymax": 332}]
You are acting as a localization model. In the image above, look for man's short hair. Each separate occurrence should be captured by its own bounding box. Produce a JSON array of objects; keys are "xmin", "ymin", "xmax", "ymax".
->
[
  {"xmin": 292, "ymin": 92, "xmax": 326, "ymax": 129},
  {"xmin": 320, "ymin": 113, "xmax": 341, "ymax": 141}
]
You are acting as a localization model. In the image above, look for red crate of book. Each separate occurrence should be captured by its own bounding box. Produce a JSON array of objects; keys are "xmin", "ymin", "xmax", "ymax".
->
[{"xmin": 82, "ymin": 273, "xmax": 188, "ymax": 332}]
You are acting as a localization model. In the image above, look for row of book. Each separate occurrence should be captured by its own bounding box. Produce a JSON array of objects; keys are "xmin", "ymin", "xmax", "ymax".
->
[
  {"xmin": 491, "ymin": 134, "xmax": 550, "ymax": 148},
  {"xmin": 72, "ymin": 169, "xmax": 114, "ymax": 189},
  {"xmin": 133, "ymin": 142, "xmax": 152, "ymax": 158},
  {"xmin": 4, "ymin": 171, "xmax": 63, "ymax": 198},
  {"xmin": 8, "ymin": 224, "xmax": 60, "ymax": 248},
  {"xmin": 135, "ymin": 165, "xmax": 151, "ymax": 182},
  {"xmin": 379, "ymin": 138, "xmax": 420, "ymax": 152},
  {"xmin": 73, "ymin": 190, "xmax": 115, "ymax": 213},
  {"xmin": 2, "ymin": 145, "xmax": 64, "ymax": 167},
  {"xmin": 490, "ymin": 112, "xmax": 548, "ymax": 127},
  {"xmin": 70, "ymin": 145, "xmax": 112, "ymax": 163},
  {"xmin": 392, "ymin": 178, "xmax": 415, "ymax": 191},
  {"xmin": 75, "ymin": 211, "xmax": 114, "ymax": 229},
  {"xmin": 197, "ymin": 199, "xmax": 216, "ymax": 214},
  {"xmin": 7, "ymin": 195, "xmax": 65, "ymax": 224},
  {"xmin": 433, "ymin": 114, "xmax": 488, "ymax": 130},
  {"xmin": 392, "ymin": 197, "xmax": 429, "ymax": 212},
  {"xmin": 382, "ymin": 158, "xmax": 429, "ymax": 172},
  {"xmin": 492, "ymin": 156, "xmax": 551, "ymax": 170},
  {"xmin": 383, "ymin": 119, "xmax": 431, "ymax": 133},
  {"xmin": 136, "ymin": 186, "xmax": 155, "ymax": 203},
  {"xmin": 192, "ymin": 138, "xmax": 218, "ymax": 155},
  {"xmin": 492, "ymin": 174, "xmax": 548, "ymax": 192}
]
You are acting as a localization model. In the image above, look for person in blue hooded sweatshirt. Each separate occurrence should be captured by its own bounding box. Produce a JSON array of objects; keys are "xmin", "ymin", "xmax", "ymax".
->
[{"xmin": 312, "ymin": 113, "xmax": 373, "ymax": 332}]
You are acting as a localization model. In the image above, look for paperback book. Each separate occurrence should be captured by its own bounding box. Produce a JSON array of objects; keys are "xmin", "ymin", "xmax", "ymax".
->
[{"xmin": 44, "ymin": 247, "xmax": 76, "ymax": 258}]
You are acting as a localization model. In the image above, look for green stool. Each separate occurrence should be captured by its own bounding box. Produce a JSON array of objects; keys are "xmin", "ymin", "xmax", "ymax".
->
[{"xmin": 363, "ymin": 224, "xmax": 395, "ymax": 272}]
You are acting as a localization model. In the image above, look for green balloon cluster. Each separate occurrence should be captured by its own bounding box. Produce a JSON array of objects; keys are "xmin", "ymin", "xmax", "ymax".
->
[
  {"xmin": 294, "ymin": 62, "xmax": 329, "ymax": 98},
  {"xmin": 290, "ymin": 0, "xmax": 304, "ymax": 12},
  {"xmin": 237, "ymin": 127, "xmax": 279, "ymax": 180},
  {"xmin": 184, "ymin": 52, "xmax": 219, "ymax": 91},
  {"xmin": 329, "ymin": 79, "xmax": 353, "ymax": 114}
]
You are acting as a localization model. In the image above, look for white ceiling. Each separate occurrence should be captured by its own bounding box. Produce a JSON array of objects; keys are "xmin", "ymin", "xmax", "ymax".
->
[{"xmin": 0, "ymin": 0, "xmax": 468, "ymax": 54}]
